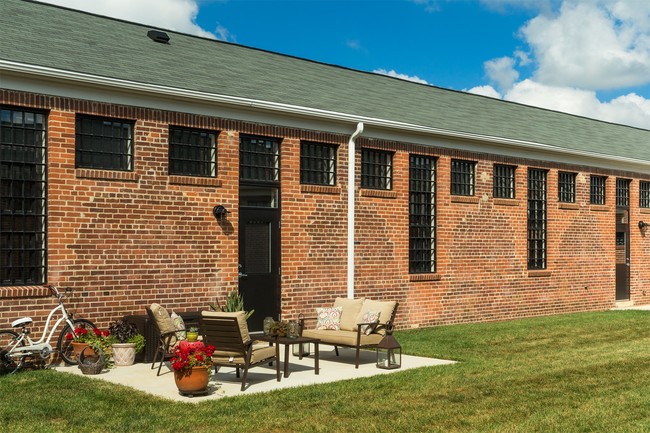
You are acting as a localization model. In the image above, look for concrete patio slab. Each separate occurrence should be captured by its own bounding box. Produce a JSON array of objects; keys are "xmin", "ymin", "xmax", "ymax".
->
[{"xmin": 54, "ymin": 346, "xmax": 455, "ymax": 403}]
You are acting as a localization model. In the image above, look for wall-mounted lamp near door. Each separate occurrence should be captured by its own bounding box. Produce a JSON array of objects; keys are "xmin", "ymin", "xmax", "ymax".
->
[
  {"xmin": 213, "ymin": 205, "xmax": 230, "ymax": 223},
  {"xmin": 639, "ymin": 221, "xmax": 649, "ymax": 231}
]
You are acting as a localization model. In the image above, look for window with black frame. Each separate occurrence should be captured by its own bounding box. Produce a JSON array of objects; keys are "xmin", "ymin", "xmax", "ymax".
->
[
  {"xmin": 361, "ymin": 149, "xmax": 392, "ymax": 190},
  {"xmin": 409, "ymin": 155, "xmax": 436, "ymax": 274},
  {"xmin": 239, "ymin": 135, "xmax": 280, "ymax": 182},
  {"xmin": 558, "ymin": 172, "xmax": 576, "ymax": 203},
  {"xmin": 300, "ymin": 141, "xmax": 336, "ymax": 186},
  {"xmin": 641, "ymin": 181, "xmax": 650, "ymax": 208},
  {"xmin": 451, "ymin": 159, "xmax": 475, "ymax": 196},
  {"xmin": 528, "ymin": 169, "xmax": 547, "ymax": 270},
  {"xmin": 1, "ymin": 107, "xmax": 47, "ymax": 285},
  {"xmin": 590, "ymin": 175, "xmax": 606, "ymax": 205},
  {"xmin": 493, "ymin": 164, "xmax": 516, "ymax": 199},
  {"xmin": 616, "ymin": 178, "xmax": 630, "ymax": 207},
  {"xmin": 75, "ymin": 115, "xmax": 134, "ymax": 171},
  {"xmin": 168, "ymin": 126, "xmax": 217, "ymax": 177}
]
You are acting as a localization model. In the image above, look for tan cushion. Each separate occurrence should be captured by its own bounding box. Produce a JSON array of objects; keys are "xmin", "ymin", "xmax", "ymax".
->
[
  {"xmin": 150, "ymin": 303, "xmax": 177, "ymax": 335},
  {"xmin": 201, "ymin": 310, "xmax": 251, "ymax": 344},
  {"xmin": 356, "ymin": 300, "xmax": 397, "ymax": 335},
  {"xmin": 302, "ymin": 329, "xmax": 383, "ymax": 347},
  {"xmin": 333, "ymin": 297, "xmax": 365, "ymax": 331},
  {"xmin": 212, "ymin": 345, "xmax": 276, "ymax": 365}
]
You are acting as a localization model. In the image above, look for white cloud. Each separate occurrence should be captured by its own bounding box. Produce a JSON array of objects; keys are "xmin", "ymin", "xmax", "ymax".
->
[
  {"xmin": 473, "ymin": 0, "xmax": 650, "ymax": 128},
  {"xmin": 215, "ymin": 24, "xmax": 235, "ymax": 42},
  {"xmin": 521, "ymin": 1, "xmax": 650, "ymax": 90},
  {"xmin": 467, "ymin": 85, "xmax": 502, "ymax": 99},
  {"xmin": 484, "ymin": 56, "xmax": 519, "ymax": 92},
  {"xmin": 346, "ymin": 40, "xmax": 362, "ymax": 50},
  {"xmin": 39, "ymin": 0, "xmax": 219, "ymax": 39},
  {"xmin": 374, "ymin": 69, "xmax": 429, "ymax": 85},
  {"xmin": 504, "ymin": 79, "xmax": 650, "ymax": 129}
]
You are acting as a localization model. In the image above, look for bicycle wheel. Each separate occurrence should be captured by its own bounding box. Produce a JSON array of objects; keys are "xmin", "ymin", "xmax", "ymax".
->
[
  {"xmin": 57, "ymin": 319, "xmax": 97, "ymax": 365},
  {"xmin": 0, "ymin": 330, "xmax": 25, "ymax": 374}
]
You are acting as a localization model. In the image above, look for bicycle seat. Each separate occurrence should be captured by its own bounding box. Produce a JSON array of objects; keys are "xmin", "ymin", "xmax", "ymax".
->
[{"xmin": 11, "ymin": 317, "xmax": 32, "ymax": 328}]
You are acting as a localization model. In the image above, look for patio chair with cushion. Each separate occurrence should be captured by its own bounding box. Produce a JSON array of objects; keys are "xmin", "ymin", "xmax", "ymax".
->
[
  {"xmin": 146, "ymin": 303, "xmax": 187, "ymax": 376},
  {"xmin": 200, "ymin": 310, "xmax": 280, "ymax": 391}
]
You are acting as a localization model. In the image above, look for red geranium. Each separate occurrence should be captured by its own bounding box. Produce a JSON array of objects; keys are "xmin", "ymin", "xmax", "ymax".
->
[{"xmin": 170, "ymin": 344, "xmax": 215, "ymax": 372}]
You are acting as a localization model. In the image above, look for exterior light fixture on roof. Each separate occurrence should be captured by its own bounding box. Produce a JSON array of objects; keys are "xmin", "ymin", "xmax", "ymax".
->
[{"xmin": 147, "ymin": 30, "xmax": 170, "ymax": 44}]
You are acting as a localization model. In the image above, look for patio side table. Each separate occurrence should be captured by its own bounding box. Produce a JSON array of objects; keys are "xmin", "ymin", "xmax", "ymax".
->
[{"xmin": 253, "ymin": 334, "xmax": 320, "ymax": 378}]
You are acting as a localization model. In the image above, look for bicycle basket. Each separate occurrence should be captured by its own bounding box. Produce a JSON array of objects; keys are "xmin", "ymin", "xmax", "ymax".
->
[{"xmin": 78, "ymin": 347, "xmax": 105, "ymax": 375}]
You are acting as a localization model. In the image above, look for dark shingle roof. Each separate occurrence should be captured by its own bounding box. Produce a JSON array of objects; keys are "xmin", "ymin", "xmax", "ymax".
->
[{"xmin": 1, "ymin": 0, "xmax": 649, "ymax": 164}]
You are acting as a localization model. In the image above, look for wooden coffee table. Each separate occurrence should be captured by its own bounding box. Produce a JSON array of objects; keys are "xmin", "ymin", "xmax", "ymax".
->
[{"xmin": 253, "ymin": 334, "xmax": 320, "ymax": 378}]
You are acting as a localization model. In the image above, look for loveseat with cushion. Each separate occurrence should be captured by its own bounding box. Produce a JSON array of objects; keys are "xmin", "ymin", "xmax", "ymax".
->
[{"xmin": 299, "ymin": 297, "xmax": 398, "ymax": 368}]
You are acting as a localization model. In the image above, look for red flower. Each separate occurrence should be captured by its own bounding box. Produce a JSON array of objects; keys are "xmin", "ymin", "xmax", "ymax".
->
[
  {"xmin": 93, "ymin": 328, "xmax": 102, "ymax": 337},
  {"xmin": 65, "ymin": 332, "xmax": 73, "ymax": 340},
  {"xmin": 102, "ymin": 329, "xmax": 110, "ymax": 337}
]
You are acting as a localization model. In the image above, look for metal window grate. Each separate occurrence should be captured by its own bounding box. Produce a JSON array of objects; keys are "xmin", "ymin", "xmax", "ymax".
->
[
  {"xmin": 590, "ymin": 175, "xmax": 606, "ymax": 205},
  {"xmin": 75, "ymin": 115, "xmax": 134, "ymax": 171},
  {"xmin": 558, "ymin": 172, "xmax": 576, "ymax": 203},
  {"xmin": 409, "ymin": 155, "xmax": 436, "ymax": 274},
  {"xmin": 168, "ymin": 126, "xmax": 217, "ymax": 177},
  {"xmin": 361, "ymin": 149, "xmax": 392, "ymax": 190},
  {"xmin": 451, "ymin": 159, "xmax": 475, "ymax": 196},
  {"xmin": 240, "ymin": 135, "xmax": 280, "ymax": 182},
  {"xmin": 300, "ymin": 141, "xmax": 336, "ymax": 186},
  {"xmin": 493, "ymin": 164, "xmax": 515, "ymax": 199},
  {"xmin": 0, "ymin": 107, "xmax": 47, "ymax": 286},
  {"xmin": 616, "ymin": 178, "xmax": 630, "ymax": 207},
  {"xmin": 640, "ymin": 181, "xmax": 650, "ymax": 208},
  {"xmin": 528, "ymin": 169, "xmax": 547, "ymax": 270}
]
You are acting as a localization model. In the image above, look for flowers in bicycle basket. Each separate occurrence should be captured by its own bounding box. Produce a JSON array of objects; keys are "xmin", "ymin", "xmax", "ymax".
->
[{"xmin": 170, "ymin": 344, "xmax": 216, "ymax": 372}]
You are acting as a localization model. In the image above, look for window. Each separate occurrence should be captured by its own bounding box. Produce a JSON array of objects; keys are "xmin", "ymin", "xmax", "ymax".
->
[
  {"xmin": 300, "ymin": 141, "xmax": 336, "ymax": 186},
  {"xmin": 75, "ymin": 115, "xmax": 134, "ymax": 171},
  {"xmin": 1, "ymin": 107, "xmax": 47, "ymax": 285},
  {"xmin": 590, "ymin": 175, "xmax": 606, "ymax": 205},
  {"xmin": 528, "ymin": 169, "xmax": 547, "ymax": 270},
  {"xmin": 168, "ymin": 126, "xmax": 216, "ymax": 177},
  {"xmin": 409, "ymin": 155, "xmax": 436, "ymax": 274},
  {"xmin": 558, "ymin": 172, "xmax": 576, "ymax": 203},
  {"xmin": 361, "ymin": 149, "xmax": 392, "ymax": 190},
  {"xmin": 239, "ymin": 135, "xmax": 280, "ymax": 182},
  {"xmin": 641, "ymin": 181, "xmax": 650, "ymax": 208},
  {"xmin": 616, "ymin": 178, "xmax": 630, "ymax": 207},
  {"xmin": 493, "ymin": 164, "xmax": 516, "ymax": 199},
  {"xmin": 451, "ymin": 159, "xmax": 475, "ymax": 196}
]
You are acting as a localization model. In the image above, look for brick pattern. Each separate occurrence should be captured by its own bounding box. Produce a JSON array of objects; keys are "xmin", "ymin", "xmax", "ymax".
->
[{"xmin": 1, "ymin": 89, "xmax": 650, "ymax": 337}]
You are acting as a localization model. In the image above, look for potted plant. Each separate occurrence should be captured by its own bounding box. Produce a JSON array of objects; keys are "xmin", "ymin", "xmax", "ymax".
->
[
  {"xmin": 209, "ymin": 289, "xmax": 254, "ymax": 320},
  {"xmin": 108, "ymin": 319, "xmax": 145, "ymax": 366},
  {"xmin": 66, "ymin": 327, "xmax": 116, "ymax": 368},
  {"xmin": 170, "ymin": 343, "xmax": 216, "ymax": 396},
  {"xmin": 268, "ymin": 320, "xmax": 290, "ymax": 337},
  {"xmin": 186, "ymin": 326, "xmax": 199, "ymax": 342}
]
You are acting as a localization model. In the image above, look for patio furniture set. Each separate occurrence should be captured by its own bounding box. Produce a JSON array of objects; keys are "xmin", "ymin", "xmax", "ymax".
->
[{"xmin": 144, "ymin": 298, "xmax": 400, "ymax": 393}]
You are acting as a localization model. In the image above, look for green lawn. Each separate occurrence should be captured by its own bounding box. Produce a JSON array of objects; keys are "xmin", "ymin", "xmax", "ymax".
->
[{"xmin": 2, "ymin": 310, "xmax": 650, "ymax": 433}]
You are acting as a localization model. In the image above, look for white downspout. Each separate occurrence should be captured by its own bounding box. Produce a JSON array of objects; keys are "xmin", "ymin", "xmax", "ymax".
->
[{"xmin": 348, "ymin": 122, "xmax": 364, "ymax": 299}]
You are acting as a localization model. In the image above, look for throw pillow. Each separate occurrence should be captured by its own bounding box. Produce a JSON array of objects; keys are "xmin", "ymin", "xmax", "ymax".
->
[
  {"xmin": 170, "ymin": 312, "xmax": 186, "ymax": 340},
  {"xmin": 316, "ymin": 306, "xmax": 342, "ymax": 330},
  {"xmin": 360, "ymin": 311, "xmax": 381, "ymax": 335}
]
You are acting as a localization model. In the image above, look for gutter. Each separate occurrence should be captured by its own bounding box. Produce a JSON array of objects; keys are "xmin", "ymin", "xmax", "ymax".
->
[
  {"xmin": 2, "ymin": 61, "xmax": 650, "ymax": 170},
  {"xmin": 348, "ymin": 122, "xmax": 364, "ymax": 299}
]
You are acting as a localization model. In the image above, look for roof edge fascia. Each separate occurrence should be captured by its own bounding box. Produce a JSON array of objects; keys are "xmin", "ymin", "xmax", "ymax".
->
[{"xmin": 2, "ymin": 60, "xmax": 649, "ymax": 169}]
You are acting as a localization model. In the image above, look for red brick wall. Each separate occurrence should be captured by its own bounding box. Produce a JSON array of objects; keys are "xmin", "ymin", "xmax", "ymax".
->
[{"xmin": 1, "ymin": 89, "xmax": 649, "ymax": 336}]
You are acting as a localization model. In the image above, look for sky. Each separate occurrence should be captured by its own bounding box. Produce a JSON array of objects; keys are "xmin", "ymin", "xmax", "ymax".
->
[{"xmin": 38, "ymin": 0, "xmax": 650, "ymax": 130}]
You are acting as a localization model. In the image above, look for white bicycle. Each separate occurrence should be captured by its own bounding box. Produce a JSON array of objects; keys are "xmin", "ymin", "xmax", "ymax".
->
[{"xmin": 0, "ymin": 285, "xmax": 96, "ymax": 374}]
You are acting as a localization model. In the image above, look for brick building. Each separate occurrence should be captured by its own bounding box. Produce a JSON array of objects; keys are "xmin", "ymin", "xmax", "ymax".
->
[{"xmin": 1, "ymin": 0, "xmax": 649, "ymax": 332}]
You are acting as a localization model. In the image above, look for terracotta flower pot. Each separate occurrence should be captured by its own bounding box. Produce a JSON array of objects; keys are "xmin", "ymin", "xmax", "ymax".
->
[
  {"xmin": 71, "ymin": 341, "xmax": 96, "ymax": 359},
  {"xmin": 174, "ymin": 366, "xmax": 210, "ymax": 395}
]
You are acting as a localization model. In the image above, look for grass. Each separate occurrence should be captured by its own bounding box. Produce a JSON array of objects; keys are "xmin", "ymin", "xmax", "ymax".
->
[{"xmin": 2, "ymin": 310, "xmax": 650, "ymax": 432}]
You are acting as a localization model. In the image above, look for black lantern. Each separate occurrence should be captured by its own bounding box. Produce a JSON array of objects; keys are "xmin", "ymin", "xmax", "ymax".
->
[{"xmin": 376, "ymin": 325, "xmax": 401, "ymax": 369}]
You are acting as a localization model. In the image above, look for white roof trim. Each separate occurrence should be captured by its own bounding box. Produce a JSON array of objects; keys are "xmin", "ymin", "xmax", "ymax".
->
[{"xmin": 2, "ymin": 59, "xmax": 649, "ymax": 169}]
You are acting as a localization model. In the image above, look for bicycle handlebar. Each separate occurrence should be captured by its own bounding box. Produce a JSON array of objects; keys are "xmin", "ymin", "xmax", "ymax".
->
[{"xmin": 47, "ymin": 285, "xmax": 72, "ymax": 300}]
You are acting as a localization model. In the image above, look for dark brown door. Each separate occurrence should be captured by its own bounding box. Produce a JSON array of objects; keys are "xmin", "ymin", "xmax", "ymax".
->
[
  {"xmin": 616, "ymin": 210, "xmax": 630, "ymax": 301},
  {"xmin": 238, "ymin": 192, "xmax": 281, "ymax": 331}
]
